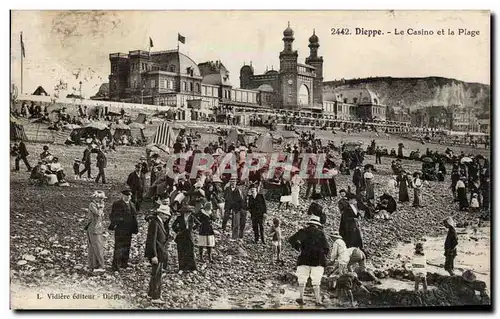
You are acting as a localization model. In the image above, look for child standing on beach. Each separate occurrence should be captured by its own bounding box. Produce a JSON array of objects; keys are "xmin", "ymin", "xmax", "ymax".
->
[
  {"xmin": 73, "ymin": 158, "xmax": 81, "ymax": 180},
  {"xmin": 411, "ymin": 243, "xmax": 427, "ymax": 292},
  {"xmin": 470, "ymin": 193, "xmax": 480, "ymax": 213},
  {"xmin": 270, "ymin": 218, "xmax": 282, "ymax": 264}
]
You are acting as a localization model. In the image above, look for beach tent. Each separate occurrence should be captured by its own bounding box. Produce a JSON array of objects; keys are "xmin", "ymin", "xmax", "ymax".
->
[
  {"xmin": 111, "ymin": 123, "xmax": 131, "ymax": 142},
  {"xmin": 32, "ymin": 86, "xmax": 48, "ymax": 96},
  {"xmin": 10, "ymin": 115, "xmax": 27, "ymax": 141},
  {"xmin": 227, "ymin": 127, "xmax": 246, "ymax": 145},
  {"xmin": 255, "ymin": 132, "xmax": 273, "ymax": 153},
  {"xmin": 152, "ymin": 121, "xmax": 177, "ymax": 148},
  {"xmin": 69, "ymin": 122, "xmax": 112, "ymax": 144},
  {"xmin": 135, "ymin": 113, "xmax": 147, "ymax": 124}
]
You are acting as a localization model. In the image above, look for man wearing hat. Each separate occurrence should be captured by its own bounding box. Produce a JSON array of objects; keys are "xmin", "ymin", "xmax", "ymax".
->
[
  {"xmin": 109, "ymin": 189, "xmax": 139, "ymax": 272},
  {"xmin": 14, "ymin": 139, "xmax": 31, "ymax": 172},
  {"xmin": 145, "ymin": 203, "xmax": 171, "ymax": 304},
  {"xmin": 95, "ymin": 147, "xmax": 107, "ymax": 184},
  {"xmin": 288, "ymin": 215, "xmax": 330, "ymax": 306},
  {"xmin": 127, "ymin": 164, "xmax": 145, "ymax": 211},
  {"xmin": 247, "ymin": 183, "xmax": 267, "ymax": 244},
  {"xmin": 222, "ymin": 178, "xmax": 245, "ymax": 239},
  {"xmin": 79, "ymin": 144, "xmax": 95, "ymax": 179},
  {"xmin": 443, "ymin": 217, "xmax": 458, "ymax": 276}
]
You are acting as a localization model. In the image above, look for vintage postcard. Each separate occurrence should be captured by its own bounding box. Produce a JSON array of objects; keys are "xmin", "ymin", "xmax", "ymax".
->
[{"xmin": 10, "ymin": 10, "xmax": 491, "ymax": 310}]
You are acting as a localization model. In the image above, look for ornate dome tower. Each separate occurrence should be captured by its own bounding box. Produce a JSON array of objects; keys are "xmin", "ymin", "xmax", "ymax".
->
[
  {"xmin": 280, "ymin": 22, "xmax": 299, "ymax": 109},
  {"xmin": 305, "ymin": 29, "xmax": 324, "ymax": 106}
]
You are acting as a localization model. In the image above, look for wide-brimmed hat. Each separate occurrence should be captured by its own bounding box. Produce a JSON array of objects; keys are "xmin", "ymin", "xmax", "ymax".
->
[
  {"xmin": 443, "ymin": 217, "xmax": 455, "ymax": 227},
  {"xmin": 331, "ymin": 232, "xmax": 343, "ymax": 240},
  {"xmin": 346, "ymin": 192, "xmax": 357, "ymax": 200},
  {"xmin": 121, "ymin": 189, "xmax": 132, "ymax": 196},
  {"xmin": 180, "ymin": 205, "xmax": 195, "ymax": 214},
  {"xmin": 91, "ymin": 190, "xmax": 107, "ymax": 199},
  {"xmin": 307, "ymin": 215, "xmax": 322, "ymax": 227},
  {"xmin": 156, "ymin": 204, "xmax": 171, "ymax": 216},
  {"xmin": 194, "ymin": 181, "xmax": 204, "ymax": 188},
  {"xmin": 462, "ymin": 270, "xmax": 476, "ymax": 282}
]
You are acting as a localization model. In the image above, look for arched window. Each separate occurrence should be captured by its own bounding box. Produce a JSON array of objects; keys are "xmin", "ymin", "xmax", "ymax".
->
[
  {"xmin": 353, "ymin": 98, "xmax": 358, "ymax": 104},
  {"xmin": 182, "ymin": 81, "xmax": 186, "ymax": 91},
  {"xmin": 298, "ymin": 84, "xmax": 309, "ymax": 106},
  {"xmin": 169, "ymin": 65, "xmax": 176, "ymax": 72},
  {"xmin": 343, "ymin": 98, "xmax": 348, "ymax": 103},
  {"xmin": 189, "ymin": 82, "xmax": 193, "ymax": 91},
  {"xmin": 195, "ymin": 83, "xmax": 200, "ymax": 93}
]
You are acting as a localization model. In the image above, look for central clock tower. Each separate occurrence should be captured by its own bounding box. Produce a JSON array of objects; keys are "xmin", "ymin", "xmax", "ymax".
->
[{"xmin": 279, "ymin": 22, "xmax": 298, "ymax": 109}]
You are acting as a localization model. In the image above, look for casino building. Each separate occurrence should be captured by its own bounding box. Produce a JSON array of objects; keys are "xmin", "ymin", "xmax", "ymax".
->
[{"xmin": 107, "ymin": 24, "xmax": 400, "ymax": 128}]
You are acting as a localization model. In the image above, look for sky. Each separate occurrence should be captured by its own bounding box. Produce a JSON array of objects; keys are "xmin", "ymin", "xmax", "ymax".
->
[{"xmin": 10, "ymin": 10, "xmax": 490, "ymax": 98}]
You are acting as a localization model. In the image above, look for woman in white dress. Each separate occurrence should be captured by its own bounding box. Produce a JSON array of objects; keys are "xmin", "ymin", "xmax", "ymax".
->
[{"xmin": 290, "ymin": 172, "xmax": 304, "ymax": 207}]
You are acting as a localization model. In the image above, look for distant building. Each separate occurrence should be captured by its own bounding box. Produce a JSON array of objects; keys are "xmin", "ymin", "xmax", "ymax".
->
[
  {"xmin": 387, "ymin": 105, "xmax": 411, "ymax": 123},
  {"xmin": 240, "ymin": 24, "xmax": 323, "ymax": 113},
  {"xmin": 323, "ymin": 88, "xmax": 386, "ymax": 122}
]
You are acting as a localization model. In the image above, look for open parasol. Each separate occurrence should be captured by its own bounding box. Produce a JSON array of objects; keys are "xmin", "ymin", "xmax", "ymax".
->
[
  {"xmin": 85, "ymin": 122, "xmax": 109, "ymax": 130},
  {"xmin": 421, "ymin": 157, "xmax": 434, "ymax": 163},
  {"xmin": 460, "ymin": 157, "xmax": 473, "ymax": 164}
]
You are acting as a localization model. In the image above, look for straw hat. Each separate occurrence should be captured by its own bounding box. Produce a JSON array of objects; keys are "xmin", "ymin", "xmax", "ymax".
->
[
  {"xmin": 444, "ymin": 217, "xmax": 456, "ymax": 227},
  {"xmin": 156, "ymin": 204, "xmax": 171, "ymax": 216},
  {"xmin": 307, "ymin": 215, "xmax": 322, "ymax": 227},
  {"xmin": 331, "ymin": 232, "xmax": 343, "ymax": 240},
  {"xmin": 91, "ymin": 190, "xmax": 107, "ymax": 199}
]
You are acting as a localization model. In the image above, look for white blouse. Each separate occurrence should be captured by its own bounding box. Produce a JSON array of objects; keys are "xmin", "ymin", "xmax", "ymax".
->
[{"xmin": 364, "ymin": 172, "xmax": 374, "ymax": 179}]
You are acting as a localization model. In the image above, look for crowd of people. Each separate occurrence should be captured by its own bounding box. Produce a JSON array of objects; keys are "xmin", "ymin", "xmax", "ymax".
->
[{"xmin": 11, "ymin": 115, "xmax": 491, "ymax": 307}]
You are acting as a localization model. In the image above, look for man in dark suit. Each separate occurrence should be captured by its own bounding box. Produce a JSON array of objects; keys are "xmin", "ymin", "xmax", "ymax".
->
[
  {"xmin": 95, "ymin": 148, "xmax": 107, "ymax": 184},
  {"xmin": 247, "ymin": 184, "xmax": 267, "ymax": 244},
  {"xmin": 127, "ymin": 164, "xmax": 145, "ymax": 211},
  {"xmin": 145, "ymin": 205, "xmax": 170, "ymax": 304},
  {"xmin": 79, "ymin": 144, "xmax": 94, "ymax": 179},
  {"xmin": 109, "ymin": 190, "xmax": 139, "ymax": 272},
  {"xmin": 14, "ymin": 140, "xmax": 31, "ymax": 172}
]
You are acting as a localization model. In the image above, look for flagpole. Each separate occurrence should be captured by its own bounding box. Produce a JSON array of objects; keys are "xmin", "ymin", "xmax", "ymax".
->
[{"xmin": 20, "ymin": 32, "xmax": 23, "ymax": 95}]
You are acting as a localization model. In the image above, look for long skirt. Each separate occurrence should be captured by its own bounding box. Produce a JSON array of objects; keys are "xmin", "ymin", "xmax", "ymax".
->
[
  {"xmin": 291, "ymin": 186, "xmax": 300, "ymax": 206},
  {"xmin": 177, "ymin": 238, "xmax": 197, "ymax": 271},
  {"xmin": 197, "ymin": 234, "xmax": 215, "ymax": 247},
  {"xmin": 365, "ymin": 179, "xmax": 375, "ymax": 200},
  {"xmin": 413, "ymin": 188, "xmax": 421, "ymax": 207},
  {"xmin": 87, "ymin": 232, "xmax": 105, "ymax": 270},
  {"xmin": 399, "ymin": 185, "xmax": 410, "ymax": 202},
  {"xmin": 457, "ymin": 188, "xmax": 469, "ymax": 210}
]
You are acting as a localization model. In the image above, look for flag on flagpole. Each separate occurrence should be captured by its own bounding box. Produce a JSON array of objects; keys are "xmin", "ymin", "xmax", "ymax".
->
[
  {"xmin": 149, "ymin": 37, "xmax": 154, "ymax": 48},
  {"xmin": 178, "ymin": 33, "xmax": 186, "ymax": 44},
  {"xmin": 20, "ymin": 32, "xmax": 25, "ymax": 58}
]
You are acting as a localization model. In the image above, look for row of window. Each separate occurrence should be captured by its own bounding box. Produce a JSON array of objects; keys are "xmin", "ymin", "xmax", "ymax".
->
[{"xmin": 231, "ymin": 90, "xmax": 257, "ymax": 104}]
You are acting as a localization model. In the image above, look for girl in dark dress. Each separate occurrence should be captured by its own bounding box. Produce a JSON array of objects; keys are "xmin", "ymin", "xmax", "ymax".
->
[
  {"xmin": 456, "ymin": 176, "xmax": 469, "ymax": 211},
  {"xmin": 171, "ymin": 205, "xmax": 200, "ymax": 272},
  {"xmin": 397, "ymin": 171, "xmax": 411, "ymax": 203},
  {"xmin": 196, "ymin": 202, "xmax": 216, "ymax": 262}
]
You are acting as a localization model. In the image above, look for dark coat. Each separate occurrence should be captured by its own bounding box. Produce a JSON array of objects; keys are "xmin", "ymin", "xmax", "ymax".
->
[
  {"xmin": 144, "ymin": 216, "xmax": 169, "ymax": 262},
  {"xmin": 247, "ymin": 193, "xmax": 267, "ymax": 220},
  {"xmin": 82, "ymin": 148, "xmax": 92, "ymax": 166},
  {"xmin": 353, "ymin": 168, "xmax": 362, "ymax": 187},
  {"xmin": 288, "ymin": 225, "xmax": 330, "ymax": 267},
  {"xmin": 171, "ymin": 214, "xmax": 200, "ymax": 244},
  {"xmin": 445, "ymin": 226, "xmax": 458, "ymax": 256},
  {"xmin": 224, "ymin": 187, "xmax": 245, "ymax": 212},
  {"xmin": 338, "ymin": 198, "xmax": 349, "ymax": 213},
  {"xmin": 196, "ymin": 212, "xmax": 215, "ymax": 236},
  {"xmin": 109, "ymin": 199, "xmax": 138, "ymax": 234},
  {"xmin": 18, "ymin": 141, "xmax": 29, "ymax": 158},
  {"xmin": 339, "ymin": 203, "xmax": 363, "ymax": 249},
  {"xmin": 127, "ymin": 171, "xmax": 144, "ymax": 193},
  {"xmin": 96, "ymin": 150, "xmax": 107, "ymax": 168}
]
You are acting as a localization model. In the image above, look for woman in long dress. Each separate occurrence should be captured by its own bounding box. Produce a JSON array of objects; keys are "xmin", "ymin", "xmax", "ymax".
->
[
  {"xmin": 456, "ymin": 176, "xmax": 469, "ymax": 211},
  {"xmin": 290, "ymin": 173, "xmax": 303, "ymax": 208},
  {"xmin": 339, "ymin": 193, "xmax": 364, "ymax": 250},
  {"xmin": 364, "ymin": 168, "xmax": 375, "ymax": 200},
  {"xmin": 397, "ymin": 171, "xmax": 411, "ymax": 203},
  {"xmin": 85, "ymin": 190, "xmax": 107, "ymax": 273},
  {"xmin": 172, "ymin": 205, "xmax": 200, "ymax": 272},
  {"xmin": 412, "ymin": 172, "xmax": 423, "ymax": 207}
]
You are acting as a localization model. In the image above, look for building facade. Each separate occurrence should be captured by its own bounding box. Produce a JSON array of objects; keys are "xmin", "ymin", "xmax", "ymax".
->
[{"xmin": 239, "ymin": 24, "xmax": 323, "ymax": 113}]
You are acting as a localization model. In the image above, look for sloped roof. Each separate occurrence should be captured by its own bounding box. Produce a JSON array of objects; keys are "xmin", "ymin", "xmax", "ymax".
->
[
  {"xmin": 33, "ymin": 86, "xmax": 48, "ymax": 96},
  {"xmin": 149, "ymin": 50, "xmax": 201, "ymax": 77}
]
